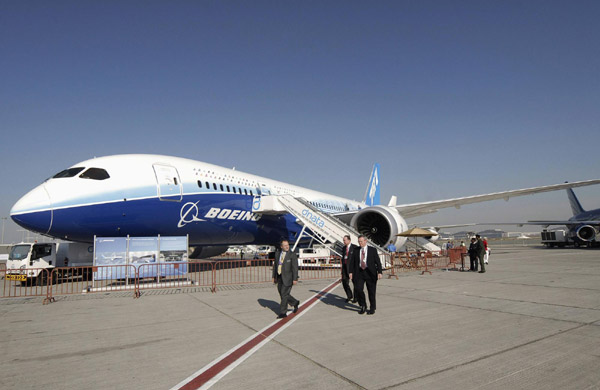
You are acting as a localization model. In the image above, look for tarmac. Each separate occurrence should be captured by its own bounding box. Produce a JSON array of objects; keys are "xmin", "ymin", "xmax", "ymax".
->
[{"xmin": 1, "ymin": 245, "xmax": 599, "ymax": 390}]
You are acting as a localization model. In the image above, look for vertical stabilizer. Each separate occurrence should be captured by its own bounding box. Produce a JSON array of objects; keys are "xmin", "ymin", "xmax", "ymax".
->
[
  {"xmin": 363, "ymin": 163, "xmax": 381, "ymax": 206},
  {"xmin": 566, "ymin": 187, "xmax": 585, "ymax": 216}
]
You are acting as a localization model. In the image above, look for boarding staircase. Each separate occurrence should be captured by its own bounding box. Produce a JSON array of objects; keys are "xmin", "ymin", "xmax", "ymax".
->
[
  {"xmin": 252, "ymin": 194, "xmax": 391, "ymax": 266},
  {"xmin": 402, "ymin": 237, "xmax": 442, "ymax": 253}
]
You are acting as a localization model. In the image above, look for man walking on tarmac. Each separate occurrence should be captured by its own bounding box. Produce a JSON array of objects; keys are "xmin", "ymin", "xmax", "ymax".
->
[
  {"xmin": 273, "ymin": 239, "xmax": 300, "ymax": 318},
  {"xmin": 341, "ymin": 235, "xmax": 358, "ymax": 303},
  {"xmin": 349, "ymin": 235, "xmax": 382, "ymax": 315}
]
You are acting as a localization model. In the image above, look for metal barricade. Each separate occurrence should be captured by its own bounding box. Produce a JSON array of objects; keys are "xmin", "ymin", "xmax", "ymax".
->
[
  {"xmin": 1, "ymin": 267, "xmax": 51, "ymax": 299},
  {"xmin": 46, "ymin": 265, "xmax": 138, "ymax": 301},
  {"xmin": 48, "ymin": 266, "xmax": 95, "ymax": 301},
  {"xmin": 298, "ymin": 256, "xmax": 341, "ymax": 280},
  {"xmin": 136, "ymin": 260, "xmax": 214, "ymax": 293},
  {"xmin": 213, "ymin": 259, "xmax": 274, "ymax": 290},
  {"xmin": 447, "ymin": 248, "xmax": 467, "ymax": 271}
]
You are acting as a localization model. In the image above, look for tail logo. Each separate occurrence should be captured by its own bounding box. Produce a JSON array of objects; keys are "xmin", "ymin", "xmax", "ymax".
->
[{"xmin": 368, "ymin": 167, "xmax": 379, "ymax": 206}]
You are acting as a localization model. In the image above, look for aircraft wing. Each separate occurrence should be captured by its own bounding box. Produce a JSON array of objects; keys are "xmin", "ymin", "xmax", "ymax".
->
[
  {"xmin": 525, "ymin": 220, "xmax": 600, "ymax": 226},
  {"xmin": 393, "ymin": 179, "xmax": 600, "ymax": 219},
  {"xmin": 427, "ymin": 223, "xmax": 477, "ymax": 231},
  {"xmin": 468, "ymin": 221, "xmax": 600, "ymax": 227}
]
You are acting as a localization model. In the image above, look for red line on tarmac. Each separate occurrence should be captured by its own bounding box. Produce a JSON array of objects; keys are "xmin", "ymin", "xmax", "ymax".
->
[{"xmin": 174, "ymin": 280, "xmax": 341, "ymax": 390}]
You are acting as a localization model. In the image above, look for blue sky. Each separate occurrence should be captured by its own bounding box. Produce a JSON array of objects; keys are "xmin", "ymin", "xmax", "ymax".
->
[{"xmin": 1, "ymin": 1, "xmax": 599, "ymax": 243}]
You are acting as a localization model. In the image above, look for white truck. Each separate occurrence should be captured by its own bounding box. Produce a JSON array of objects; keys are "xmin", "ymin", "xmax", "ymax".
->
[{"xmin": 6, "ymin": 242, "xmax": 94, "ymax": 285}]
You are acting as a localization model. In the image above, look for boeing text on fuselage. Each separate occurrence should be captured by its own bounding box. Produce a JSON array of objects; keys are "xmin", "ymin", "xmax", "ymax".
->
[
  {"xmin": 179, "ymin": 204, "xmax": 262, "ymax": 228},
  {"xmin": 204, "ymin": 207, "xmax": 262, "ymax": 222}
]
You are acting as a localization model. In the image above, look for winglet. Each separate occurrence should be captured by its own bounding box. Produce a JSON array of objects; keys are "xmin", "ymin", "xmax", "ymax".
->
[
  {"xmin": 363, "ymin": 163, "xmax": 381, "ymax": 206},
  {"xmin": 388, "ymin": 195, "xmax": 397, "ymax": 207}
]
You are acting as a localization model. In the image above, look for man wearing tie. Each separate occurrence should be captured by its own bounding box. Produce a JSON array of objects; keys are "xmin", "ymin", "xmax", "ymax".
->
[
  {"xmin": 341, "ymin": 235, "xmax": 358, "ymax": 303},
  {"xmin": 349, "ymin": 234, "xmax": 382, "ymax": 315},
  {"xmin": 272, "ymin": 239, "xmax": 300, "ymax": 319}
]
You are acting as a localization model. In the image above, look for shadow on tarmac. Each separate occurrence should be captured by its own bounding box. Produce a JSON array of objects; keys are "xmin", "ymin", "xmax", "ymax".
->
[
  {"xmin": 257, "ymin": 298, "xmax": 280, "ymax": 314},
  {"xmin": 309, "ymin": 290, "xmax": 361, "ymax": 312}
]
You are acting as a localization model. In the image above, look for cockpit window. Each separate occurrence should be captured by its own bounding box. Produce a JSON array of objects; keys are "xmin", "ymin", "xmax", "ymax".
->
[
  {"xmin": 79, "ymin": 168, "xmax": 110, "ymax": 180},
  {"xmin": 52, "ymin": 167, "xmax": 85, "ymax": 178}
]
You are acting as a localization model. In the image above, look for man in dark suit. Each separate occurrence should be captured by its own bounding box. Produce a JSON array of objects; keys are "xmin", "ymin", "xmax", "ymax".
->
[
  {"xmin": 341, "ymin": 235, "xmax": 358, "ymax": 303},
  {"xmin": 272, "ymin": 239, "xmax": 300, "ymax": 319},
  {"xmin": 475, "ymin": 234, "xmax": 486, "ymax": 273},
  {"xmin": 468, "ymin": 237, "xmax": 479, "ymax": 271},
  {"xmin": 349, "ymin": 234, "xmax": 382, "ymax": 315}
]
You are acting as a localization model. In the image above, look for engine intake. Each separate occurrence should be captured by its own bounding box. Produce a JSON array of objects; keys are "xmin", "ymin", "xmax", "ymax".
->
[
  {"xmin": 576, "ymin": 225, "xmax": 596, "ymax": 242},
  {"xmin": 350, "ymin": 206, "xmax": 408, "ymax": 247}
]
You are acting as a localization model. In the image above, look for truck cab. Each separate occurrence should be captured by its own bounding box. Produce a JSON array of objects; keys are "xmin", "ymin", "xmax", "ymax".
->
[
  {"xmin": 6, "ymin": 241, "xmax": 93, "ymax": 285},
  {"xmin": 7, "ymin": 242, "xmax": 57, "ymax": 282}
]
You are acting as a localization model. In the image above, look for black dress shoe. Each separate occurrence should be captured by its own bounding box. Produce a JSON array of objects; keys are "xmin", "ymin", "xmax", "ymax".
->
[
  {"xmin": 367, "ymin": 309, "xmax": 375, "ymax": 315},
  {"xmin": 277, "ymin": 313, "xmax": 287, "ymax": 319},
  {"xmin": 293, "ymin": 302, "xmax": 299, "ymax": 313},
  {"xmin": 358, "ymin": 307, "xmax": 366, "ymax": 315},
  {"xmin": 345, "ymin": 298, "xmax": 351, "ymax": 303},
  {"xmin": 351, "ymin": 299, "xmax": 357, "ymax": 303},
  {"xmin": 478, "ymin": 271, "xmax": 486, "ymax": 273}
]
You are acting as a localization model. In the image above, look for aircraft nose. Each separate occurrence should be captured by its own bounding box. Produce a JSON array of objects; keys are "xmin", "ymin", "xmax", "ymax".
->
[{"xmin": 10, "ymin": 184, "xmax": 53, "ymax": 235}]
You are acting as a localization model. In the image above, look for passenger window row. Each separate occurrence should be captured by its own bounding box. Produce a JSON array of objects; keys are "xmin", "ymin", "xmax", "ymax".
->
[
  {"xmin": 197, "ymin": 180, "xmax": 253, "ymax": 196},
  {"xmin": 309, "ymin": 201, "xmax": 344, "ymax": 212}
]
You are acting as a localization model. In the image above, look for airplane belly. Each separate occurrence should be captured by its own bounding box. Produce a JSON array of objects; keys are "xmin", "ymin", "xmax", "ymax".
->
[{"xmin": 48, "ymin": 194, "xmax": 302, "ymax": 245}]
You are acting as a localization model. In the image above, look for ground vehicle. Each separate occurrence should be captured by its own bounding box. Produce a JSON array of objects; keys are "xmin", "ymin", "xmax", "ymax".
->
[
  {"xmin": 541, "ymin": 229, "xmax": 570, "ymax": 248},
  {"xmin": 255, "ymin": 246, "xmax": 274, "ymax": 257},
  {"xmin": 6, "ymin": 242, "xmax": 93, "ymax": 285},
  {"xmin": 298, "ymin": 245, "xmax": 339, "ymax": 268}
]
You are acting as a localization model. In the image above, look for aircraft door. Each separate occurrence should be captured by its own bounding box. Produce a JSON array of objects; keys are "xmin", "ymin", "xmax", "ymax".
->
[
  {"xmin": 252, "ymin": 184, "xmax": 270, "ymax": 212},
  {"xmin": 153, "ymin": 164, "xmax": 182, "ymax": 201},
  {"xmin": 258, "ymin": 184, "xmax": 271, "ymax": 196}
]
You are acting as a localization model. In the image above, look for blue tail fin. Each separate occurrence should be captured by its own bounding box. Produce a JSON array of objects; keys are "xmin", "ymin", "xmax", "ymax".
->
[
  {"xmin": 566, "ymin": 187, "xmax": 585, "ymax": 216},
  {"xmin": 363, "ymin": 163, "xmax": 380, "ymax": 206}
]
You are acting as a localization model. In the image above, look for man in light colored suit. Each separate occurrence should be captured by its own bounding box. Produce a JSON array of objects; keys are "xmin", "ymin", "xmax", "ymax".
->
[
  {"xmin": 272, "ymin": 239, "xmax": 300, "ymax": 319},
  {"xmin": 349, "ymin": 234, "xmax": 382, "ymax": 315}
]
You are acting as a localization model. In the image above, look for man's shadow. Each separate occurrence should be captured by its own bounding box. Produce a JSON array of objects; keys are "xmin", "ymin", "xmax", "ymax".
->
[
  {"xmin": 309, "ymin": 290, "xmax": 361, "ymax": 312},
  {"xmin": 258, "ymin": 298, "xmax": 280, "ymax": 314}
]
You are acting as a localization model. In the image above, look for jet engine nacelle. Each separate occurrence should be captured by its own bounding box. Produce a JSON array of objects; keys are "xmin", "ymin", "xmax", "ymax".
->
[
  {"xmin": 350, "ymin": 205, "xmax": 408, "ymax": 248},
  {"xmin": 189, "ymin": 245, "xmax": 229, "ymax": 259},
  {"xmin": 422, "ymin": 228, "xmax": 439, "ymax": 242},
  {"xmin": 575, "ymin": 225, "xmax": 596, "ymax": 242}
]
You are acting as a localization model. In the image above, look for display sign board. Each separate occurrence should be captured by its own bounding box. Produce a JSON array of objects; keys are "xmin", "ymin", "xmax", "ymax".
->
[
  {"xmin": 94, "ymin": 237, "xmax": 129, "ymax": 281},
  {"xmin": 94, "ymin": 236, "xmax": 188, "ymax": 282}
]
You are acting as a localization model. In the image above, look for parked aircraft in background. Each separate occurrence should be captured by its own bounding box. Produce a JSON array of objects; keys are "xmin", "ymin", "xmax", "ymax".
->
[
  {"xmin": 511, "ymin": 188, "xmax": 600, "ymax": 246},
  {"xmin": 10, "ymin": 154, "xmax": 600, "ymax": 257}
]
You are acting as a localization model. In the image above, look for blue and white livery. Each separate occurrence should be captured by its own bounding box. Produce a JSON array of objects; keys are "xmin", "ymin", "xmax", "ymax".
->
[{"xmin": 10, "ymin": 154, "xmax": 600, "ymax": 257}]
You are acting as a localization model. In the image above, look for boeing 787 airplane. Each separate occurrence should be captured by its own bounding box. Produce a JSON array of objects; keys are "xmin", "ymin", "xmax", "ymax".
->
[{"xmin": 10, "ymin": 154, "xmax": 600, "ymax": 257}]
